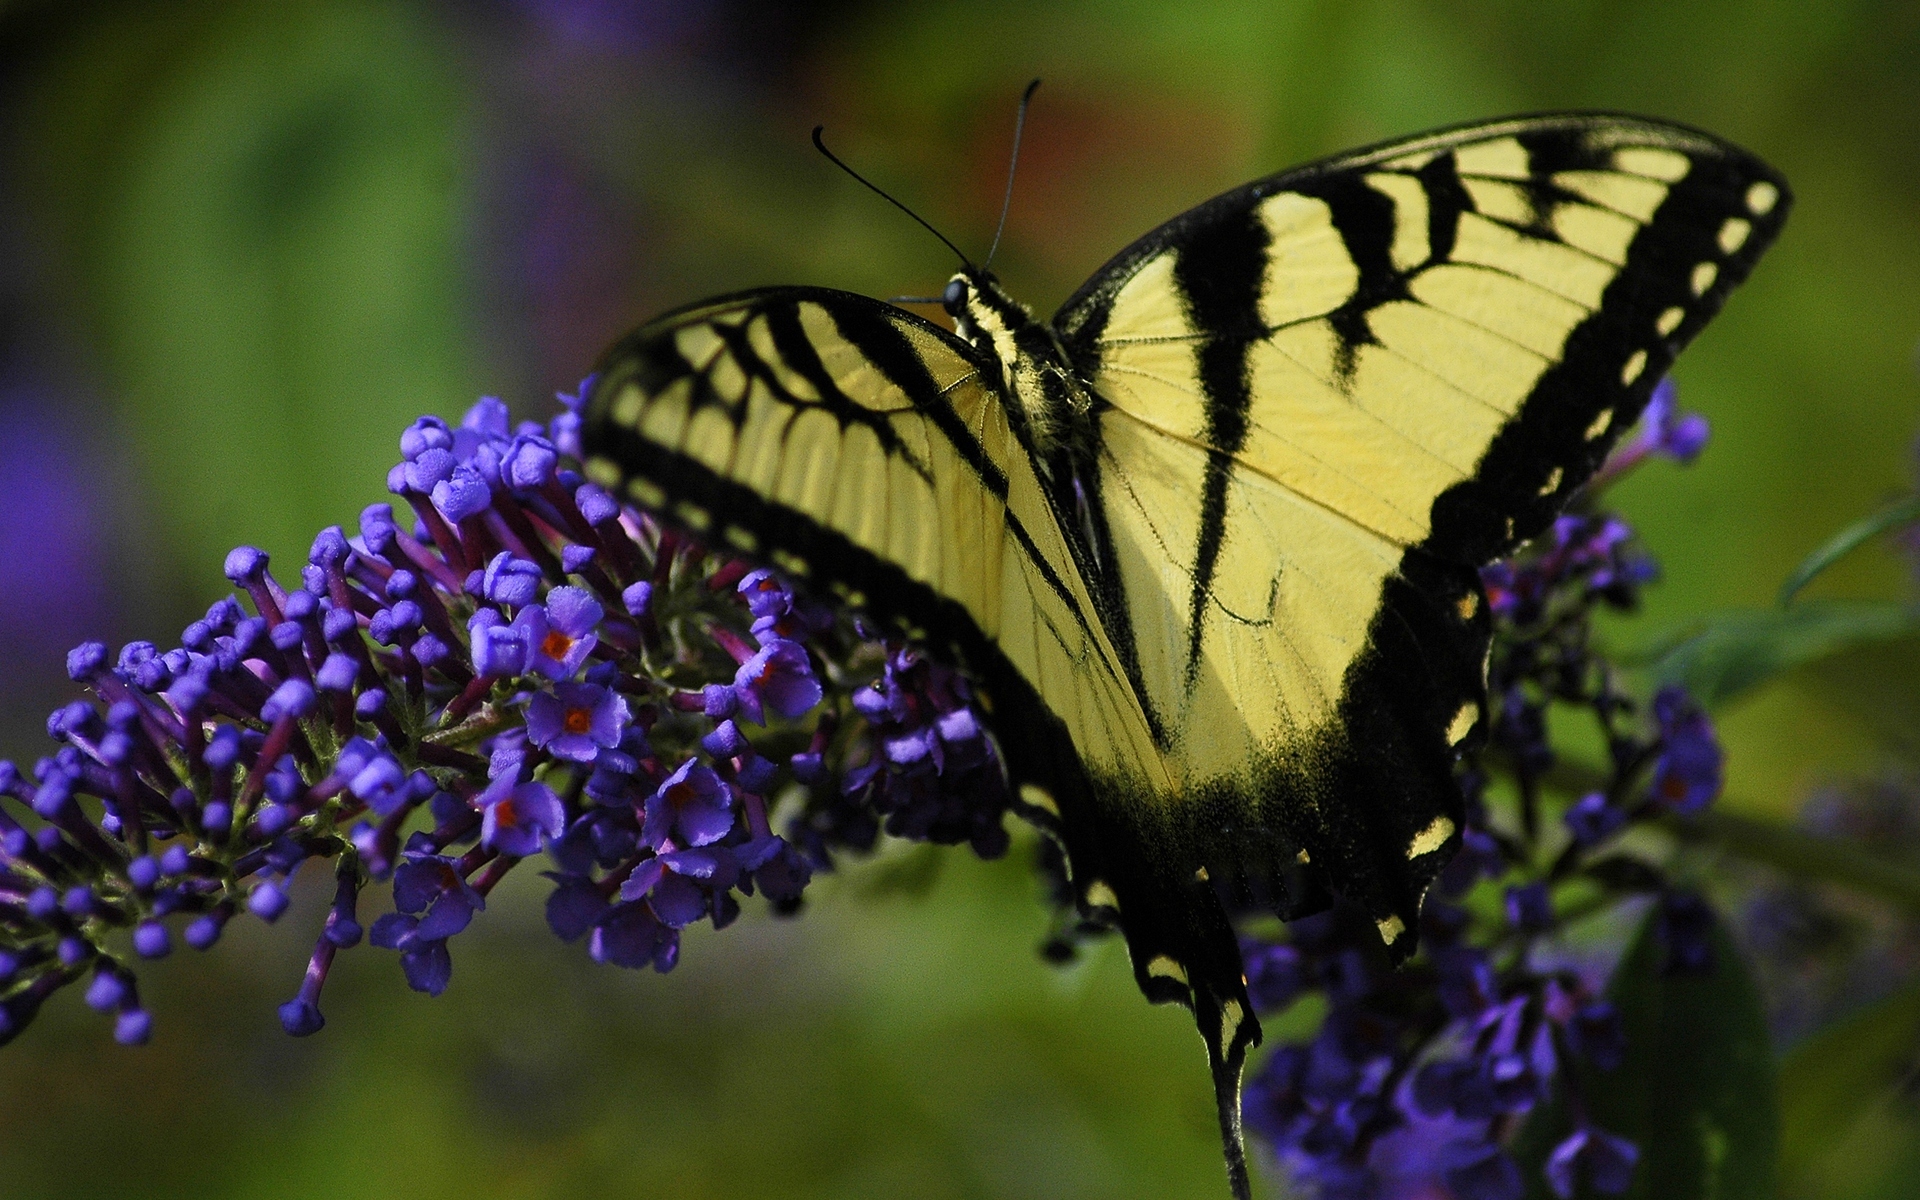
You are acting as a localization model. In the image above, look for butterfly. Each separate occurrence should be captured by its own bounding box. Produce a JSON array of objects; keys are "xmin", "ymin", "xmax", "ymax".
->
[{"xmin": 580, "ymin": 108, "xmax": 1787, "ymax": 1198}]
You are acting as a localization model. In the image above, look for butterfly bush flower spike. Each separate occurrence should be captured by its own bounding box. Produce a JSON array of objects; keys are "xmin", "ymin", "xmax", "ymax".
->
[{"xmin": 0, "ymin": 387, "xmax": 1012, "ymax": 1048}]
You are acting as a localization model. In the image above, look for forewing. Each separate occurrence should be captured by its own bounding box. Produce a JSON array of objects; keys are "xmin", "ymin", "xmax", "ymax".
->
[
  {"xmin": 1053, "ymin": 113, "xmax": 1788, "ymax": 953},
  {"xmin": 580, "ymin": 284, "xmax": 1174, "ymax": 882}
]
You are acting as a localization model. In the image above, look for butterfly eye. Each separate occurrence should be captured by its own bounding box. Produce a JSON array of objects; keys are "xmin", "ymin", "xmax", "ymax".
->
[{"xmin": 941, "ymin": 278, "xmax": 969, "ymax": 315}]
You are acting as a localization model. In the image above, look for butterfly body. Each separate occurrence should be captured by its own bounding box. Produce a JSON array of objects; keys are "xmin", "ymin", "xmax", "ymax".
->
[{"xmin": 582, "ymin": 112, "xmax": 1788, "ymax": 1198}]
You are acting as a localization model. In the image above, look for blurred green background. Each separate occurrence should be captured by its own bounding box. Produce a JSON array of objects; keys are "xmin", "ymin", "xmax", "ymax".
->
[{"xmin": 0, "ymin": 1, "xmax": 1915, "ymax": 1197}]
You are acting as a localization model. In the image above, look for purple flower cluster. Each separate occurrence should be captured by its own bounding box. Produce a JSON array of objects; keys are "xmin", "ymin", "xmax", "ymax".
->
[
  {"xmin": 788, "ymin": 636, "xmax": 1015, "ymax": 871},
  {"xmin": 0, "ymin": 383, "xmax": 1007, "ymax": 1044},
  {"xmin": 1237, "ymin": 380, "xmax": 1728, "ymax": 1200},
  {"xmin": 1240, "ymin": 835, "xmax": 1642, "ymax": 1200}
]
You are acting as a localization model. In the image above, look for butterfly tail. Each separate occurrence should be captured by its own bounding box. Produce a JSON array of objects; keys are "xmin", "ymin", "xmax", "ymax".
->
[{"xmin": 1192, "ymin": 976, "xmax": 1261, "ymax": 1200}]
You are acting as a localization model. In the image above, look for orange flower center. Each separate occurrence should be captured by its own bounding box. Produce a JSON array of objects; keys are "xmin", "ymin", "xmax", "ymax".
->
[
  {"xmin": 542, "ymin": 630, "xmax": 575, "ymax": 659},
  {"xmin": 563, "ymin": 706, "xmax": 593, "ymax": 735}
]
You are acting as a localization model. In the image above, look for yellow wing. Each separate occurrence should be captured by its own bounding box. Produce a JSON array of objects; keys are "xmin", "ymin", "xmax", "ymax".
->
[{"xmin": 1052, "ymin": 113, "xmax": 1789, "ymax": 951}]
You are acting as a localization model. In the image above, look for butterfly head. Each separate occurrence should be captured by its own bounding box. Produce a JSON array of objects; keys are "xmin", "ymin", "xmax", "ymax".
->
[
  {"xmin": 942, "ymin": 268, "xmax": 1040, "ymax": 371},
  {"xmin": 941, "ymin": 267, "xmax": 1084, "ymax": 452}
]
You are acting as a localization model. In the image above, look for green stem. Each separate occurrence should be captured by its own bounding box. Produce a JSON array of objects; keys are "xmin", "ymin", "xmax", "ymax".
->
[{"xmin": 423, "ymin": 706, "xmax": 513, "ymax": 750}]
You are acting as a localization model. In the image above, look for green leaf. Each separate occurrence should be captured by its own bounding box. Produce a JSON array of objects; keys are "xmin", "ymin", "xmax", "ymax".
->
[
  {"xmin": 1779, "ymin": 495, "xmax": 1920, "ymax": 606},
  {"xmin": 1517, "ymin": 903, "xmax": 1776, "ymax": 1200},
  {"xmin": 1777, "ymin": 980, "xmax": 1920, "ymax": 1199},
  {"xmin": 1646, "ymin": 601, "xmax": 1920, "ymax": 709}
]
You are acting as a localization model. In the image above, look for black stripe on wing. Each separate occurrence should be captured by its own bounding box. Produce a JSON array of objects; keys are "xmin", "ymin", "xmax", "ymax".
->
[{"xmin": 1174, "ymin": 209, "xmax": 1271, "ymax": 690}]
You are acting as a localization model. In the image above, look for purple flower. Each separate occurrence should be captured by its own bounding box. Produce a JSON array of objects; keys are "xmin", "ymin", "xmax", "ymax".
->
[
  {"xmin": 737, "ymin": 569, "xmax": 792, "ymax": 620},
  {"xmin": 513, "ymin": 586, "xmax": 602, "ymax": 679},
  {"xmin": 732, "ymin": 638, "xmax": 822, "ymax": 723},
  {"xmin": 431, "ymin": 466, "xmax": 493, "ymax": 522},
  {"xmin": 1650, "ymin": 685, "xmax": 1722, "ymax": 814},
  {"xmin": 589, "ymin": 900, "xmax": 679, "ymax": 972},
  {"xmin": 1636, "ymin": 376, "xmax": 1710, "ymax": 464},
  {"xmin": 369, "ymin": 914, "xmax": 454, "ymax": 996},
  {"xmin": 544, "ymin": 873, "xmax": 610, "ymax": 942},
  {"xmin": 392, "ymin": 850, "xmax": 485, "ymax": 941},
  {"xmin": 482, "ymin": 552, "xmax": 544, "ymax": 608},
  {"xmin": 643, "ymin": 759, "xmax": 734, "ymax": 849},
  {"xmin": 526, "ymin": 681, "xmax": 629, "ymax": 762},
  {"xmin": 502, "ymin": 434, "xmax": 559, "ymax": 491},
  {"xmin": 619, "ymin": 853, "xmax": 713, "ymax": 928},
  {"xmin": 1564, "ymin": 792, "xmax": 1628, "ymax": 847},
  {"xmin": 478, "ymin": 776, "xmax": 566, "ymax": 857},
  {"xmin": 469, "ymin": 609, "xmax": 530, "ymax": 677},
  {"xmin": 1546, "ymin": 1125, "xmax": 1639, "ymax": 1197}
]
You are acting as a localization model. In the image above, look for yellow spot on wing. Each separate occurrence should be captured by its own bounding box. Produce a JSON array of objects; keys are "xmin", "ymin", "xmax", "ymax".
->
[
  {"xmin": 1459, "ymin": 177, "xmax": 1535, "ymax": 228},
  {"xmin": 1612, "ymin": 146, "xmax": 1691, "ymax": 182},
  {"xmin": 1691, "ymin": 262, "xmax": 1719, "ymax": 296},
  {"xmin": 1409, "ymin": 263, "xmax": 1585, "ymax": 359},
  {"xmin": 1219, "ymin": 999, "xmax": 1246, "ymax": 1051},
  {"xmin": 626, "ymin": 476, "xmax": 666, "ymax": 508},
  {"xmin": 1552, "ymin": 203, "xmax": 1637, "ymax": 266},
  {"xmin": 1376, "ymin": 914, "xmax": 1407, "ymax": 944},
  {"xmin": 707, "ymin": 353, "xmax": 748, "ymax": 406},
  {"xmin": 611, "ymin": 384, "xmax": 646, "ymax": 427},
  {"xmin": 1586, "ymin": 408, "xmax": 1614, "ymax": 440},
  {"xmin": 673, "ymin": 501, "xmax": 711, "ymax": 531},
  {"xmin": 1718, "ymin": 218, "xmax": 1752, "ymax": 254},
  {"xmin": 1084, "ymin": 881, "xmax": 1120, "ymax": 912},
  {"xmin": 1537, "ymin": 466, "xmax": 1562, "ymax": 497},
  {"xmin": 1746, "ymin": 180, "xmax": 1780, "ymax": 215},
  {"xmin": 1447, "ymin": 702, "xmax": 1477, "ymax": 745},
  {"xmin": 1408, "ymin": 815, "xmax": 1456, "ymax": 858},
  {"xmin": 1451, "ymin": 211, "xmax": 1614, "ymax": 308},
  {"xmin": 582, "ymin": 456, "xmax": 621, "ymax": 489},
  {"xmin": 1364, "ymin": 171, "xmax": 1430, "ymax": 271},
  {"xmin": 1455, "ymin": 593, "xmax": 1479, "ymax": 621},
  {"xmin": 1148, "ymin": 956, "xmax": 1190, "ymax": 985},
  {"xmin": 674, "ymin": 324, "xmax": 725, "ymax": 370},
  {"xmin": 1017, "ymin": 783, "xmax": 1059, "ymax": 818},
  {"xmin": 1454, "ymin": 138, "xmax": 1530, "ymax": 180},
  {"xmin": 1552, "ymin": 170, "xmax": 1669, "ymax": 221},
  {"xmin": 1621, "ymin": 349, "xmax": 1647, "ymax": 385},
  {"xmin": 1656, "ymin": 306, "xmax": 1685, "ymax": 337}
]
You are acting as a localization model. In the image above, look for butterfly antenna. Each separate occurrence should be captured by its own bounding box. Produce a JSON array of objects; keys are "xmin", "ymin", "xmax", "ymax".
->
[
  {"xmin": 983, "ymin": 78, "xmax": 1042, "ymax": 271},
  {"xmin": 812, "ymin": 125, "xmax": 973, "ymax": 269}
]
